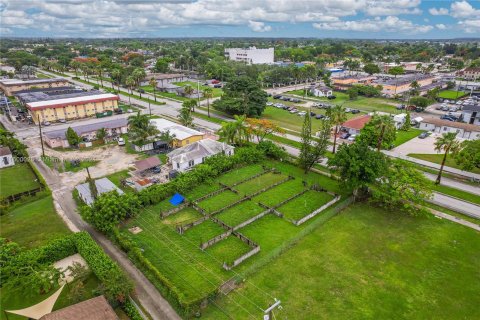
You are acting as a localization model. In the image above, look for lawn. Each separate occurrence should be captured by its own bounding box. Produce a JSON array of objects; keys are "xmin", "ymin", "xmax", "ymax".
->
[
  {"xmin": 277, "ymin": 190, "xmax": 334, "ymax": 220},
  {"xmin": 252, "ymin": 179, "xmax": 306, "ymax": 207},
  {"xmin": 0, "ymin": 195, "xmax": 70, "ymax": 248},
  {"xmin": 0, "ymin": 163, "xmax": 42, "ymax": 198},
  {"xmin": 408, "ymin": 153, "xmax": 480, "ymax": 174},
  {"xmin": 233, "ymin": 171, "xmax": 288, "ymax": 195},
  {"xmin": 120, "ymin": 160, "xmax": 345, "ymax": 306},
  {"xmin": 202, "ymin": 203, "xmax": 480, "ymax": 319},
  {"xmin": 42, "ymin": 156, "xmax": 99, "ymax": 173},
  {"xmin": 0, "ymin": 273, "xmax": 102, "ymax": 320},
  {"xmin": 392, "ymin": 128, "xmax": 424, "ymax": 147},
  {"xmin": 431, "ymin": 184, "xmax": 480, "ymax": 205},
  {"xmin": 438, "ymin": 90, "xmax": 467, "ymax": 100}
]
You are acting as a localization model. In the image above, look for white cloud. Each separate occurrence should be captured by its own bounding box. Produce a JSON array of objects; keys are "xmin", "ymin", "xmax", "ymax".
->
[
  {"xmin": 313, "ymin": 16, "xmax": 433, "ymax": 34},
  {"xmin": 429, "ymin": 7, "xmax": 449, "ymax": 15},
  {"xmin": 450, "ymin": 1, "xmax": 480, "ymax": 18},
  {"xmin": 364, "ymin": 0, "xmax": 422, "ymax": 16},
  {"xmin": 248, "ymin": 20, "xmax": 271, "ymax": 32},
  {"xmin": 435, "ymin": 24, "xmax": 447, "ymax": 30},
  {"xmin": 458, "ymin": 19, "xmax": 480, "ymax": 33}
]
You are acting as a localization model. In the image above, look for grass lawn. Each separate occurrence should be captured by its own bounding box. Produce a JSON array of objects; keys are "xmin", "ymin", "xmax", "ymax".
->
[
  {"xmin": 120, "ymin": 160, "xmax": 345, "ymax": 306},
  {"xmin": 252, "ymin": 179, "xmax": 306, "ymax": 207},
  {"xmin": 104, "ymin": 169, "xmax": 133, "ymax": 193},
  {"xmin": 0, "ymin": 163, "xmax": 42, "ymax": 198},
  {"xmin": 438, "ymin": 90, "xmax": 467, "ymax": 100},
  {"xmin": 277, "ymin": 190, "xmax": 334, "ymax": 221},
  {"xmin": 0, "ymin": 272, "xmax": 102, "ymax": 320},
  {"xmin": 42, "ymin": 156, "xmax": 99, "ymax": 173},
  {"xmin": 408, "ymin": 153, "xmax": 480, "ymax": 174},
  {"xmin": 392, "ymin": 128, "xmax": 424, "ymax": 147},
  {"xmin": 202, "ymin": 203, "xmax": 480, "ymax": 319},
  {"xmin": 0, "ymin": 195, "xmax": 70, "ymax": 248},
  {"xmin": 163, "ymin": 207, "xmax": 204, "ymax": 227},
  {"xmin": 233, "ymin": 171, "xmax": 288, "ymax": 196}
]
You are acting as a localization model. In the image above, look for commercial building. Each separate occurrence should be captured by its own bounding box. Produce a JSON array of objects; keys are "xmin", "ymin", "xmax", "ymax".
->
[
  {"xmin": 332, "ymin": 75, "xmax": 376, "ymax": 90},
  {"xmin": 0, "ymin": 78, "xmax": 70, "ymax": 96},
  {"xmin": 26, "ymin": 92, "xmax": 119, "ymax": 124},
  {"xmin": 224, "ymin": 47, "xmax": 274, "ymax": 64},
  {"xmin": 460, "ymin": 67, "xmax": 480, "ymax": 81},
  {"xmin": 376, "ymin": 74, "xmax": 435, "ymax": 97},
  {"xmin": 419, "ymin": 117, "xmax": 480, "ymax": 140},
  {"xmin": 43, "ymin": 118, "xmax": 128, "ymax": 148},
  {"xmin": 167, "ymin": 139, "xmax": 234, "ymax": 172}
]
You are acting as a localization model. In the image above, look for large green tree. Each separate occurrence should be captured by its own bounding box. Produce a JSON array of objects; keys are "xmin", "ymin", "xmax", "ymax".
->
[
  {"xmin": 357, "ymin": 115, "xmax": 396, "ymax": 151},
  {"xmin": 66, "ymin": 127, "xmax": 81, "ymax": 147},
  {"xmin": 454, "ymin": 139, "xmax": 480, "ymax": 172},
  {"xmin": 212, "ymin": 76, "xmax": 267, "ymax": 117},
  {"xmin": 298, "ymin": 115, "xmax": 331, "ymax": 173}
]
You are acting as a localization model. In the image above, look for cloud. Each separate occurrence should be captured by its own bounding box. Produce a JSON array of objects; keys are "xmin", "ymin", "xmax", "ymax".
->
[
  {"xmin": 364, "ymin": 0, "xmax": 422, "ymax": 16},
  {"xmin": 248, "ymin": 20, "xmax": 271, "ymax": 32},
  {"xmin": 458, "ymin": 19, "xmax": 480, "ymax": 33},
  {"xmin": 435, "ymin": 24, "xmax": 447, "ymax": 30},
  {"xmin": 313, "ymin": 16, "xmax": 433, "ymax": 34},
  {"xmin": 429, "ymin": 7, "xmax": 449, "ymax": 15},
  {"xmin": 450, "ymin": 1, "xmax": 480, "ymax": 18}
]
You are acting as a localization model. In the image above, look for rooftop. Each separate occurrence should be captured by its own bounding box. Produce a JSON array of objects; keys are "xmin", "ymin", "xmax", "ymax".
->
[
  {"xmin": 16, "ymin": 88, "xmax": 102, "ymax": 104},
  {"xmin": 150, "ymin": 118, "xmax": 203, "ymax": 141},
  {"xmin": 167, "ymin": 138, "xmax": 234, "ymax": 164},
  {"xmin": 44, "ymin": 118, "xmax": 128, "ymax": 139},
  {"xmin": 26, "ymin": 93, "xmax": 119, "ymax": 110},
  {"xmin": 342, "ymin": 115, "xmax": 372, "ymax": 130},
  {"xmin": 422, "ymin": 117, "xmax": 480, "ymax": 131},
  {"xmin": 40, "ymin": 296, "xmax": 118, "ymax": 320},
  {"xmin": 0, "ymin": 77, "xmax": 69, "ymax": 86},
  {"xmin": 75, "ymin": 178, "xmax": 124, "ymax": 206},
  {"xmin": 134, "ymin": 156, "xmax": 162, "ymax": 171},
  {"xmin": 144, "ymin": 73, "xmax": 185, "ymax": 81},
  {"xmin": 376, "ymin": 73, "xmax": 434, "ymax": 86},
  {"xmin": 0, "ymin": 146, "xmax": 12, "ymax": 156}
]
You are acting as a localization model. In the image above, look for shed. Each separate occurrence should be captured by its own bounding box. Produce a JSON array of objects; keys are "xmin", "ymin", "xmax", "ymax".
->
[
  {"xmin": 0, "ymin": 146, "xmax": 14, "ymax": 168},
  {"xmin": 75, "ymin": 177, "xmax": 124, "ymax": 206},
  {"xmin": 133, "ymin": 156, "xmax": 162, "ymax": 173}
]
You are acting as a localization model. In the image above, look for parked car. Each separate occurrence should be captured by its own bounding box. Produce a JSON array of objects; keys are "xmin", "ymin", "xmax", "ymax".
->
[
  {"xmin": 327, "ymin": 95, "xmax": 336, "ymax": 100},
  {"xmin": 297, "ymin": 111, "xmax": 307, "ymax": 116},
  {"xmin": 58, "ymin": 118, "xmax": 66, "ymax": 123},
  {"xmin": 315, "ymin": 114, "xmax": 325, "ymax": 119},
  {"xmin": 440, "ymin": 115, "xmax": 456, "ymax": 121},
  {"xmin": 351, "ymin": 109, "xmax": 360, "ymax": 114},
  {"xmin": 213, "ymin": 84, "xmax": 222, "ymax": 88},
  {"xmin": 345, "ymin": 108, "xmax": 352, "ymax": 113},
  {"xmin": 138, "ymin": 88, "xmax": 145, "ymax": 93},
  {"xmin": 310, "ymin": 111, "xmax": 316, "ymax": 117},
  {"xmin": 347, "ymin": 134, "xmax": 356, "ymax": 141},
  {"xmin": 340, "ymin": 132, "xmax": 350, "ymax": 139},
  {"xmin": 418, "ymin": 132, "xmax": 431, "ymax": 139},
  {"xmin": 273, "ymin": 95, "xmax": 282, "ymax": 99},
  {"xmin": 266, "ymin": 102, "xmax": 273, "ymax": 106},
  {"xmin": 117, "ymin": 137, "xmax": 126, "ymax": 146},
  {"xmin": 42, "ymin": 121, "xmax": 51, "ymax": 126}
]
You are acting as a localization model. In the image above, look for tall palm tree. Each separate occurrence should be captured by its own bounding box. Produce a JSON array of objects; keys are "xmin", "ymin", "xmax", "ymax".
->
[
  {"xmin": 132, "ymin": 68, "xmax": 146, "ymax": 98},
  {"xmin": 149, "ymin": 78, "xmax": 158, "ymax": 102},
  {"xmin": 183, "ymin": 85, "xmax": 194, "ymax": 98},
  {"xmin": 125, "ymin": 76, "xmax": 135, "ymax": 106},
  {"xmin": 203, "ymin": 87, "xmax": 213, "ymax": 118},
  {"xmin": 434, "ymin": 133, "xmax": 461, "ymax": 184},
  {"xmin": 327, "ymin": 105, "xmax": 347, "ymax": 154},
  {"xmin": 111, "ymin": 69, "xmax": 121, "ymax": 92},
  {"xmin": 128, "ymin": 112, "xmax": 159, "ymax": 148},
  {"xmin": 70, "ymin": 60, "xmax": 81, "ymax": 77},
  {"xmin": 178, "ymin": 103, "xmax": 194, "ymax": 127}
]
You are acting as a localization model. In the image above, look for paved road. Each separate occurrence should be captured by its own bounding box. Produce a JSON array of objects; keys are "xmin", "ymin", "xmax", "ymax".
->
[
  {"xmin": 423, "ymin": 172, "xmax": 480, "ymax": 196},
  {"xmin": 429, "ymin": 193, "xmax": 480, "ymax": 219},
  {"xmin": 0, "ymin": 115, "xmax": 181, "ymax": 320}
]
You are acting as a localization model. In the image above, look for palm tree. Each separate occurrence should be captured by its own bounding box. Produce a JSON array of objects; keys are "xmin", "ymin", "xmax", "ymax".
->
[
  {"xmin": 178, "ymin": 103, "xmax": 193, "ymax": 127},
  {"xmin": 70, "ymin": 60, "xmax": 81, "ymax": 77},
  {"xmin": 128, "ymin": 112, "xmax": 159, "ymax": 149},
  {"xmin": 149, "ymin": 78, "xmax": 158, "ymax": 102},
  {"xmin": 125, "ymin": 76, "xmax": 135, "ymax": 106},
  {"xmin": 218, "ymin": 115, "xmax": 249, "ymax": 146},
  {"xmin": 203, "ymin": 87, "xmax": 213, "ymax": 118},
  {"xmin": 327, "ymin": 105, "xmax": 347, "ymax": 154},
  {"xmin": 388, "ymin": 66, "xmax": 404, "ymax": 96},
  {"xmin": 183, "ymin": 85, "xmax": 194, "ymax": 99},
  {"xmin": 183, "ymin": 98, "xmax": 197, "ymax": 113},
  {"xmin": 96, "ymin": 65, "xmax": 104, "ymax": 87},
  {"xmin": 132, "ymin": 68, "xmax": 146, "ymax": 98},
  {"xmin": 434, "ymin": 133, "xmax": 461, "ymax": 184},
  {"xmin": 111, "ymin": 69, "xmax": 121, "ymax": 92}
]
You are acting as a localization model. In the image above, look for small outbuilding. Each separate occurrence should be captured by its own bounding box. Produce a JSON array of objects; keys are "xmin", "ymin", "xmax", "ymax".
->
[
  {"xmin": 75, "ymin": 177, "xmax": 124, "ymax": 206},
  {"xmin": 0, "ymin": 146, "xmax": 15, "ymax": 168}
]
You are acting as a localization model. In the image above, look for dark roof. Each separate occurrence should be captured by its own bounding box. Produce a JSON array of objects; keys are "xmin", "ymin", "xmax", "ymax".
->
[
  {"xmin": 44, "ymin": 118, "xmax": 128, "ymax": 139},
  {"xmin": 16, "ymin": 89, "xmax": 103, "ymax": 104},
  {"xmin": 40, "ymin": 296, "xmax": 118, "ymax": 320},
  {"xmin": 462, "ymin": 104, "xmax": 480, "ymax": 112},
  {"xmin": 0, "ymin": 146, "xmax": 12, "ymax": 156},
  {"xmin": 134, "ymin": 156, "xmax": 162, "ymax": 171}
]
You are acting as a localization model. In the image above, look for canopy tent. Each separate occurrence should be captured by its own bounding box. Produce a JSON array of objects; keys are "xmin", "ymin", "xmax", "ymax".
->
[
  {"xmin": 6, "ymin": 285, "xmax": 65, "ymax": 320},
  {"xmin": 169, "ymin": 193, "xmax": 185, "ymax": 206}
]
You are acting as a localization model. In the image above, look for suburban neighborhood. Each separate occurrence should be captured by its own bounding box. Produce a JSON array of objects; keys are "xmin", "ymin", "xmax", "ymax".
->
[{"xmin": 1, "ymin": 1, "xmax": 480, "ymax": 320}]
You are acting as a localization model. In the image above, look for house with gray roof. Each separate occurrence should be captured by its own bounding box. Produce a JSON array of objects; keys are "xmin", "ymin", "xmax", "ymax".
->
[
  {"xmin": 75, "ymin": 177, "xmax": 124, "ymax": 206},
  {"xmin": 167, "ymin": 138, "xmax": 234, "ymax": 172}
]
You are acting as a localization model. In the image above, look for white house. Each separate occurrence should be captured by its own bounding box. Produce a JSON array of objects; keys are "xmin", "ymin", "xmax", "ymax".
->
[
  {"xmin": 0, "ymin": 147, "xmax": 14, "ymax": 168},
  {"xmin": 309, "ymin": 85, "xmax": 333, "ymax": 97},
  {"xmin": 224, "ymin": 47, "xmax": 274, "ymax": 65},
  {"xmin": 167, "ymin": 139, "xmax": 234, "ymax": 172},
  {"xmin": 419, "ymin": 117, "xmax": 480, "ymax": 140},
  {"xmin": 393, "ymin": 113, "xmax": 407, "ymax": 129},
  {"xmin": 75, "ymin": 177, "xmax": 124, "ymax": 206}
]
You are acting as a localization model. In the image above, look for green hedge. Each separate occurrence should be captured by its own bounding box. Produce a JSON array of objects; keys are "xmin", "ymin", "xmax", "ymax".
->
[{"xmin": 123, "ymin": 299, "xmax": 144, "ymax": 320}]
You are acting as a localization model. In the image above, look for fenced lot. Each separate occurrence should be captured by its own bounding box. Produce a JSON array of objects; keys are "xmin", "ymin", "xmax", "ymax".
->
[
  {"xmin": 121, "ymin": 161, "xmax": 345, "ymax": 307},
  {"xmin": 0, "ymin": 163, "xmax": 42, "ymax": 198}
]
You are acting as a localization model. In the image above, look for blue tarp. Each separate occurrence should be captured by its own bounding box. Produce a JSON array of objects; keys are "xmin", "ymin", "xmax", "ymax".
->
[{"xmin": 169, "ymin": 193, "xmax": 185, "ymax": 206}]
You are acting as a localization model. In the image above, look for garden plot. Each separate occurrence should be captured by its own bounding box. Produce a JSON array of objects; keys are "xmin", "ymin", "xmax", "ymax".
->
[
  {"xmin": 215, "ymin": 201, "xmax": 266, "ymax": 227},
  {"xmin": 183, "ymin": 219, "xmax": 226, "ymax": 244},
  {"xmin": 233, "ymin": 171, "xmax": 288, "ymax": 195},
  {"xmin": 276, "ymin": 190, "xmax": 334, "ymax": 221},
  {"xmin": 163, "ymin": 207, "xmax": 203, "ymax": 227},
  {"xmin": 252, "ymin": 179, "xmax": 306, "ymax": 207},
  {"xmin": 197, "ymin": 190, "xmax": 243, "ymax": 213},
  {"xmin": 217, "ymin": 164, "xmax": 265, "ymax": 186},
  {"xmin": 205, "ymin": 235, "xmax": 252, "ymax": 266}
]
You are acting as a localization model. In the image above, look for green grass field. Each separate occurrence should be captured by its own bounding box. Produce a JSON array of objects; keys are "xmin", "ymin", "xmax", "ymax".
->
[
  {"xmin": 277, "ymin": 190, "xmax": 334, "ymax": 221},
  {"xmin": 202, "ymin": 203, "xmax": 480, "ymax": 319},
  {"xmin": 392, "ymin": 128, "xmax": 424, "ymax": 147},
  {"xmin": 0, "ymin": 163, "xmax": 42, "ymax": 198},
  {"xmin": 438, "ymin": 90, "xmax": 467, "ymax": 100},
  {"xmin": 0, "ymin": 195, "xmax": 70, "ymax": 248},
  {"xmin": 120, "ymin": 161, "xmax": 345, "ymax": 305},
  {"xmin": 408, "ymin": 153, "xmax": 480, "ymax": 174}
]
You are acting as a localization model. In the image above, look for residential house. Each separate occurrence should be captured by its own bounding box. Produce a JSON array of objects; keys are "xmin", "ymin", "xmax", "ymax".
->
[
  {"xmin": 419, "ymin": 117, "xmax": 480, "ymax": 140},
  {"xmin": 459, "ymin": 67, "xmax": 480, "ymax": 81},
  {"xmin": 43, "ymin": 118, "xmax": 128, "ymax": 148},
  {"xmin": 309, "ymin": 84, "xmax": 333, "ymax": 97},
  {"xmin": 150, "ymin": 118, "xmax": 204, "ymax": 147},
  {"xmin": 461, "ymin": 104, "xmax": 480, "ymax": 126},
  {"xmin": 140, "ymin": 73, "xmax": 187, "ymax": 87},
  {"xmin": 393, "ymin": 113, "xmax": 407, "ymax": 129},
  {"xmin": 75, "ymin": 177, "xmax": 124, "ymax": 206},
  {"xmin": 0, "ymin": 146, "xmax": 14, "ymax": 168},
  {"xmin": 167, "ymin": 138, "xmax": 234, "ymax": 172},
  {"xmin": 341, "ymin": 115, "xmax": 372, "ymax": 135}
]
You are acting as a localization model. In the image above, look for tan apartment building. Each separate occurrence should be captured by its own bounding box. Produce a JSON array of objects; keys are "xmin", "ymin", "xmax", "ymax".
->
[
  {"xmin": 0, "ymin": 78, "xmax": 70, "ymax": 96},
  {"xmin": 377, "ymin": 74, "xmax": 435, "ymax": 97},
  {"xmin": 27, "ymin": 93, "xmax": 119, "ymax": 124},
  {"xmin": 332, "ymin": 75, "xmax": 376, "ymax": 90}
]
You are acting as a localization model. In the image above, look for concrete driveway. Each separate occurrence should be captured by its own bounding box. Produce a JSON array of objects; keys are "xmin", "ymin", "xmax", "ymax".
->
[{"xmin": 392, "ymin": 134, "xmax": 439, "ymax": 155}]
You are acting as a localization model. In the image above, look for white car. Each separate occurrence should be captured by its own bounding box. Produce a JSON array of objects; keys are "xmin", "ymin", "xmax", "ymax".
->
[
  {"xmin": 266, "ymin": 102, "xmax": 273, "ymax": 106},
  {"xmin": 117, "ymin": 137, "xmax": 126, "ymax": 146},
  {"xmin": 345, "ymin": 108, "xmax": 352, "ymax": 113},
  {"xmin": 297, "ymin": 111, "xmax": 307, "ymax": 116},
  {"xmin": 347, "ymin": 134, "xmax": 356, "ymax": 141}
]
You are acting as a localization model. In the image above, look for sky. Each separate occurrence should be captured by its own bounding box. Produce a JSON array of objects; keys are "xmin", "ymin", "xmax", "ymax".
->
[{"xmin": 0, "ymin": 0, "xmax": 479, "ymax": 39}]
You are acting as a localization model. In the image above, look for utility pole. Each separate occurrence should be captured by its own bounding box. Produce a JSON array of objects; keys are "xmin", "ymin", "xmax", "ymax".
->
[
  {"xmin": 197, "ymin": 79, "xmax": 201, "ymax": 106},
  {"xmin": 38, "ymin": 115, "xmax": 45, "ymax": 158},
  {"xmin": 264, "ymin": 299, "xmax": 282, "ymax": 320}
]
